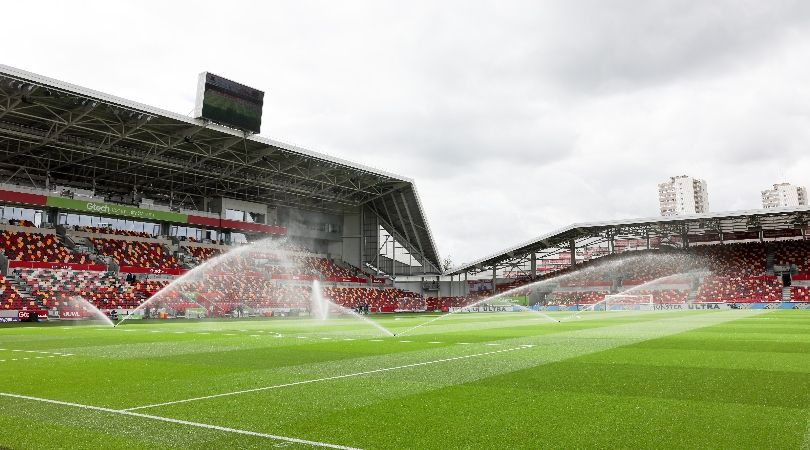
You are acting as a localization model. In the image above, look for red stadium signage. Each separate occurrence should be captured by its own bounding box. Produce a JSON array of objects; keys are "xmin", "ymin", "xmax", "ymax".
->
[
  {"xmin": 119, "ymin": 266, "xmax": 188, "ymax": 276},
  {"xmin": 18, "ymin": 310, "xmax": 48, "ymax": 321},
  {"xmin": 0, "ymin": 189, "xmax": 47, "ymax": 206},
  {"xmin": 8, "ymin": 261, "xmax": 107, "ymax": 271},
  {"xmin": 186, "ymin": 214, "xmax": 221, "ymax": 228},
  {"xmin": 59, "ymin": 309, "xmax": 89, "ymax": 320},
  {"xmin": 187, "ymin": 215, "xmax": 287, "ymax": 235},
  {"xmin": 371, "ymin": 277, "xmax": 387, "ymax": 284},
  {"xmin": 326, "ymin": 276, "xmax": 368, "ymax": 284}
]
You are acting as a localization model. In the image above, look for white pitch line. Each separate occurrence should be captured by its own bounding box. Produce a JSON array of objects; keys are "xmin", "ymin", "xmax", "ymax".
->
[
  {"xmin": 0, "ymin": 349, "xmax": 66, "ymax": 356},
  {"xmin": 124, "ymin": 346, "xmax": 530, "ymax": 412},
  {"xmin": 0, "ymin": 392, "xmax": 360, "ymax": 450}
]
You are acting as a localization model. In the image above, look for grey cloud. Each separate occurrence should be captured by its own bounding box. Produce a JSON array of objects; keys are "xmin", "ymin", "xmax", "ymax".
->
[{"xmin": 5, "ymin": 0, "xmax": 810, "ymax": 263}]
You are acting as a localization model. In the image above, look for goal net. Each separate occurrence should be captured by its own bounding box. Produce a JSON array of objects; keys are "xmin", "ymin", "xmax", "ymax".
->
[{"xmin": 602, "ymin": 294, "xmax": 654, "ymax": 311}]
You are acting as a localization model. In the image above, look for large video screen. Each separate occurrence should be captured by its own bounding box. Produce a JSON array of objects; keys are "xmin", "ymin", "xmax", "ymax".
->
[{"xmin": 194, "ymin": 72, "xmax": 264, "ymax": 133}]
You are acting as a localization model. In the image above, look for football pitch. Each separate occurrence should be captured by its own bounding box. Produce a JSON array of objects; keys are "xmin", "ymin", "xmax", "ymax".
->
[{"xmin": 1, "ymin": 310, "xmax": 809, "ymax": 449}]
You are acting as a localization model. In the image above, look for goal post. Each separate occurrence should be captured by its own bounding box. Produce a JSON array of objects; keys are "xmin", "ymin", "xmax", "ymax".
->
[{"xmin": 602, "ymin": 294, "xmax": 654, "ymax": 311}]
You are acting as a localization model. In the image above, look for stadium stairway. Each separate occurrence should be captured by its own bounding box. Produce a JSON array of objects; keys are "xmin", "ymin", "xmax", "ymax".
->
[
  {"xmin": 766, "ymin": 243, "xmax": 776, "ymax": 275},
  {"xmin": 58, "ymin": 234, "xmax": 103, "ymax": 264},
  {"xmin": 782, "ymin": 286, "xmax": 792, "ymax": 301},
  {"xmin": 686, "ymin": 282, "xmax": 699, "ymax": 304},
  {"xmin": 5, "ymin": 271, "xmax": 36, "ymax": 304}
]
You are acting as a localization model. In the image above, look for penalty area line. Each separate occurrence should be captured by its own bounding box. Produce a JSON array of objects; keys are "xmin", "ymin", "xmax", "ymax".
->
[
  {"xmin": 0, "ymin": 392, "xmax": 360, "ymax": 450},
  {"xmin": 124, "ymin": 345, "xmax": 532, "ymax": 412}
]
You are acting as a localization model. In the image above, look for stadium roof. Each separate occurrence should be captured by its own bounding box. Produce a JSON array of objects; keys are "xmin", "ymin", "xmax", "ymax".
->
[
  {"xmin": 0, "ymin": 64, "xmax": 440, "ymax": 271},
  {"xmin": 447, "ymin": 205, "xmax": 810, "ymax": 275}
]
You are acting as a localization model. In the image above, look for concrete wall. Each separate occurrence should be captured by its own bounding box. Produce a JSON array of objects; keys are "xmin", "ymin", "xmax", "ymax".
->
[
  {"xmin": 278, "ymin": 207, "xmax": 343, "ymax": 241},
  {"xmin": 339, "ymin": 209, "xmax": 362, "ymax": 267},
  {"xmin": 211, "ymin": 197, "xmax": 271, "ymax": 224}
]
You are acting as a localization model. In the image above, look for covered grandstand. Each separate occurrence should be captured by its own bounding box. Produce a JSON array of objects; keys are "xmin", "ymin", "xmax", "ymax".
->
[
  {"xmin": 0, "ymin": 64, "xmax": 440, "ymax": 273},
  {"xmin": 440, "ymin": 207, "xmax": 810, "ymax": 310},
  {"xmin": 448, "ymin": 206, "xmax": 810, "ymax": 278},
  {"xmin": 0, "ymin": 65, "xmax": 441, "ymax": 319}
]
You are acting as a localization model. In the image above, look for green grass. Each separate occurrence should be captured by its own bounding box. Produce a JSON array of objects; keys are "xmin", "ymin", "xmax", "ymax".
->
[{"xmin": 0, "ymin": 310, "xmax": 808, "ymax": 449}]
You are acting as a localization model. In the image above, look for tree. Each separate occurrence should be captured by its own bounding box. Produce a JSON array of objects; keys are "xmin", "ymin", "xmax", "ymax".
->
[{"xmin": 441, "ymin": 255, "xmax": 453, "ymax": 272}]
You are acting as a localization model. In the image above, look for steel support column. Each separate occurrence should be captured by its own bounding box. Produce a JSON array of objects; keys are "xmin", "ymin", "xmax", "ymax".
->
[{"xmin": 569, "ymin": 239, "xmax": 576, "ymax": 268}]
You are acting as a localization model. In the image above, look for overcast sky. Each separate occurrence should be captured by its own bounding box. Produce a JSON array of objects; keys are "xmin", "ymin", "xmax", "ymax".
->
[{"xmin": 5, "ymin": 1, "xmax": 810, "ymax": 265}]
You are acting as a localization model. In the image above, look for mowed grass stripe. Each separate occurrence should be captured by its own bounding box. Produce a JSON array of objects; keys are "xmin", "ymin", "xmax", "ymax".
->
[
  {"xmin": 0, "ymin": 337, "xmax": 468, "ymax": 409},
  {"xmin": 0, "ymin": 309, "xmax": 793, "ymax": 449},
  {"xmin": 0, "ymin": 392, "xmax": 359, "ymax": 450},
  {"xmin": 321, "ymin": 380, "xmax": 805, "ymax": 449},
  {"xmin": 124, "ymin": 345, "xmax": 532, "ymax": 411},
  {"xmin": 0, "ymin": 312, "xmax": 628, "ymax": 410},
  {"xmin": 139, "ymin": 312, "xmax": 757, "ymax": 436},
  {"xmin": 294, "ymin": 310, "xmax": 809, "ymax": 449}
]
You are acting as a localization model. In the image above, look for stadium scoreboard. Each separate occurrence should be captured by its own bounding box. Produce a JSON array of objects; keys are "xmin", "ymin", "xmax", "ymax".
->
[{"xmin": 194, "ymin": 72, "xmax": 264, "ymax": 134}]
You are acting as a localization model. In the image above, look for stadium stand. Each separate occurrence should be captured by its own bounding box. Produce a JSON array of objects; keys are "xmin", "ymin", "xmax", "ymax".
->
[
  {"xmin": 79, "ymin": 226, "xmax": 153, "ymax": 238},
  {"xmin": 324, "ymin": 287, "xmax": 424, "ymax": 312},
  {"xmin": 184, "ymin": 246, "xmax": 223, "ymax": 264},
  {"xmin": 0, "ymin": 230, "xmax": 90, "ymax": 264},
  {"xmin": 6, "ymin": 229, "xmax": 810, "ymax": 318},
  {"xmin": 306, "ymin": 257, "xmax": 356, "ymax": 279},
  {"xmin": 691, "ymin": 242, "xmax": 767, "ymax": 276},
  {"xmin": 773, "ymin": 240, "xmax": 810, "ymax": 273},
  {"xmin": 695, "ymin": 275, "xmax": 782, "ymax": 303},
  {"xmin": 546, "ymin": 291, "xmax": 609, "ymax": 306},
  {"xmin": 790, "ymin": 286, "xmax": 810, "ymax": 302},
  {"xmin": 637, "ymin": 289, "xmax": 689, "ymax": 304},
  {"xmin": 89, "ymin": 238, "xmax": 181, "ymax": 269},
  {"xmin": 20, "ymin": 269, "xmax": 144, "ymax": 309},
  {"xmin": 0, "ymin": 274, "xmax": 28, "ymax": 310}
]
